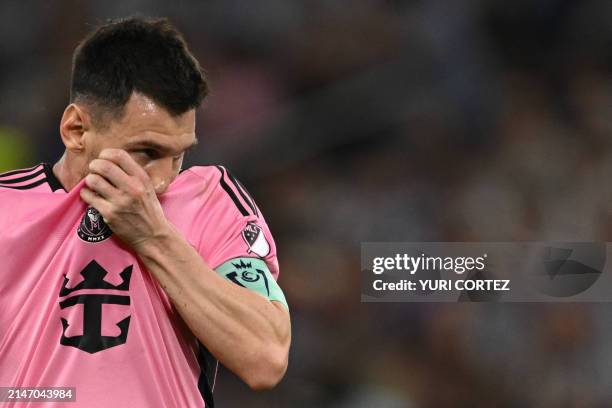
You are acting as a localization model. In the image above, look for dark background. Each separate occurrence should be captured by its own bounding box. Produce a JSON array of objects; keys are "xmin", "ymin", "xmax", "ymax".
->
[{"xmin": 1, "ymin": 1, "xmax": 611, "ymax": 406}]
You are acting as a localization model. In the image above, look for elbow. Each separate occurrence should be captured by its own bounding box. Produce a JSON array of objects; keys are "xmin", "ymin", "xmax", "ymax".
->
[
  {"xmin": 240, "ymin": 303, "xmax": 291, "ymax": 391},
  {"xmin": 244, "ymin": 346, "xmax": 289, "ymax": 391}
]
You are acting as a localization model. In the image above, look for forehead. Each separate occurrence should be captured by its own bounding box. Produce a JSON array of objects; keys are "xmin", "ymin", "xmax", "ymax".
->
[{"xmin": 111, "ymin": 92, "xmax": 196, "ymax": 147}]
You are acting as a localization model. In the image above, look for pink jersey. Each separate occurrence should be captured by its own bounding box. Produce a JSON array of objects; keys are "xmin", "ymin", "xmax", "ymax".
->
[{"xmin": 0, "ymin": 163, "xmax": 280, "ymax": 407}]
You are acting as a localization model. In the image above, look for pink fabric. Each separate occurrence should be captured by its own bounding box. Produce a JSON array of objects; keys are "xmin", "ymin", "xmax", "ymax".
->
[{"xmin": 0, "ymin": 165, "xmax": 279, "ymax": 407}]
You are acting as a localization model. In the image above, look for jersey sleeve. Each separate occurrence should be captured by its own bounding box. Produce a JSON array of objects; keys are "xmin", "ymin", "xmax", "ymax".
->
[{"xmin": 187, "ymin": 166, "xmax": 287, "ymax": 309}]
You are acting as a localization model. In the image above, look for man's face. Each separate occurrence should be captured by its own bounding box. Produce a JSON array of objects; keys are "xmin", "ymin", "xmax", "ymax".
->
[{"xmin": 82, "ymin": 92, "xmax": 197, "ymax": 195}]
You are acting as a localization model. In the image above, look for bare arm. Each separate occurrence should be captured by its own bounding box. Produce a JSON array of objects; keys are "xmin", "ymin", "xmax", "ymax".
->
[{"xmin": 135, "ymin": 224, "xmax": 291, "ymax": 390}]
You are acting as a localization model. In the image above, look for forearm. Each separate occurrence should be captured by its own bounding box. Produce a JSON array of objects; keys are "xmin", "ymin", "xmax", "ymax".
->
[{"xmin": 135, "ymin": 223, "xmax": 291, "ymax": 389}]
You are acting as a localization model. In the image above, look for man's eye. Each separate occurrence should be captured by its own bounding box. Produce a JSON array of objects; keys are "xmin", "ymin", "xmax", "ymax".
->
[{"xmin": 136, "ymin": 149, "xmax": 159, "ymax": 160}]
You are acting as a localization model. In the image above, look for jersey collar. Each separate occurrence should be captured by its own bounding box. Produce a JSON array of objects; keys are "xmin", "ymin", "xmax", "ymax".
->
[{"xmin": 42, "ymin": 163, "xmax": 67, "ymax": 192}]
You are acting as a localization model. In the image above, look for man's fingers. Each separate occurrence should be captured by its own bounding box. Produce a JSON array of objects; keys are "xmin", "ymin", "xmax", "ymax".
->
[
  {"xmin": 85, "ymin": 173, "xmax": 118, "ymax": 199},
  {"xmin": 98, "ymin": 148, "xmax": 149, "ymax": 182},
  {"xmin": 89, "ymin": 159, "xmax": 131, "ymax": 190}
]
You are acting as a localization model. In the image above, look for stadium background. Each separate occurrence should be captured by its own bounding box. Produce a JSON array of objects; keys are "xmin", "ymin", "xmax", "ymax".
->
[{"xmin": 1, "ymin": 0, "xmax": 611, "ymax": 406}]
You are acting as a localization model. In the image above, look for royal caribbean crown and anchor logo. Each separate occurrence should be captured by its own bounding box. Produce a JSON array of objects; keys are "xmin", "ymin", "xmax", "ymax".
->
[
  {"xmin": 59, "ymin": 260, "xmax": 132, "ymax": 353},
  {"xmin": 77, "ymin": 207, "xmax": 112, "ymax": 243}
]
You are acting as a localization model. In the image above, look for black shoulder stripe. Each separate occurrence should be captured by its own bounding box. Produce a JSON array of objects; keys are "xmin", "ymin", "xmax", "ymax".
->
[
  {"xmin": 0, "ymin": 168, "xmax": 44, "ymax": 184},
  {"xmin": 0, "ymin": 164, "xmax": 41, "ymax": 179},
  {"xmin": 225, "ymin": 169, "xmax": 258, "ymax": 217},
  {"xmin": 0, "ymin": 178, "xmax": 48, "ymax": 190},
  {"xmin": 216, "ymin": 166, "xmax": 249, "ymax": 216},
  {"xmin": 197, "ymin": 341, "xmax": 217, "ymax": 408},
  {"xmin": 42, "ymin": 163, "xmax": 66, "ymax": 192}
]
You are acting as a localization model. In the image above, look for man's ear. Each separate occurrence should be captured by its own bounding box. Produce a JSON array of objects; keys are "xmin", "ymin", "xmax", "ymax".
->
[{"xmin": 59, "ymin": 103, "xmax": 93, "ymax": 152}]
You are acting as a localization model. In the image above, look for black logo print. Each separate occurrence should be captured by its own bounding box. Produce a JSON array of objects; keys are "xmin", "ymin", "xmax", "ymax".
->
[{"xmin": 59, "ymin": 260, "xmax": 132, "ymax": 353}]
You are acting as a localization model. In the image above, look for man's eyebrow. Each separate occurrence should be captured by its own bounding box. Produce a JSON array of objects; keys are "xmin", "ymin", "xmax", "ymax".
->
[{"xmin": 126, "ymin": 138, "xmax": 198, "ymax": 153}]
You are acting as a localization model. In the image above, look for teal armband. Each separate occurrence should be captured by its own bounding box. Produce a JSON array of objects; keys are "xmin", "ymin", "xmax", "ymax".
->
[{"xmin": 216, "ymin": 257, "xmax": 288, "ymax": 310}]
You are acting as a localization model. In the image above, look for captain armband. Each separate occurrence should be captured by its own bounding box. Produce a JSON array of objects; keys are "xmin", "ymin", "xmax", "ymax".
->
[{"xmin": 215, "ymin": 257, "xmax": 288, "ymax": 310}]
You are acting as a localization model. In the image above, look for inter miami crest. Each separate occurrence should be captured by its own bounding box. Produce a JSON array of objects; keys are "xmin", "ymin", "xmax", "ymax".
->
[
  {"xmin": 242, "ymin": 222, "xmax": 270, "ymax": 257},
  {"xmin": 59, "ymin": 260, "xmax": 132, "ymax": 353},
  {"xmin": 78, "ymin": 207, "xmax": 112, "ymax": 243}
]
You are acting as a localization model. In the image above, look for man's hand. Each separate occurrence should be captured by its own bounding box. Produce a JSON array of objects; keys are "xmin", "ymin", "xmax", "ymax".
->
[{"xmin": 80, "ymin": 148, "xmax": 170, "ymax": 250}]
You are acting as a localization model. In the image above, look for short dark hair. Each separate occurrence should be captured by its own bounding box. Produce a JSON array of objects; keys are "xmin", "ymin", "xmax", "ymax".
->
[{"xmin": 71, "ymin": 16, "xmax": 208, "ymax": 126}]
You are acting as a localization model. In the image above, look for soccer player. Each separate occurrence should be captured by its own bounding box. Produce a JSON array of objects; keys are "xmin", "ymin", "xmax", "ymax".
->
[{"xmin": 0, "ymin": 17, "xmax": 290, "ymax": 407}]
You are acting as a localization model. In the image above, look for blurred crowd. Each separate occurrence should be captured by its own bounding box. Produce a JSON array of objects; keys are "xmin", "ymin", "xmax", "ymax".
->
[{"xmin": 1, "ymin": 0, "xmax": 612, "ymax": 406}]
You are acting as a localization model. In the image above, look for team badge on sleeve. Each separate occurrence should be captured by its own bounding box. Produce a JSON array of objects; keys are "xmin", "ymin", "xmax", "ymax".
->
[
  {"xmin": 242, "ymin": 222, "xmax": 270, "ymax": 257},
  {"xmin": 77, "ymin": 207, "xmax": 112, "ymax": 243}
]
